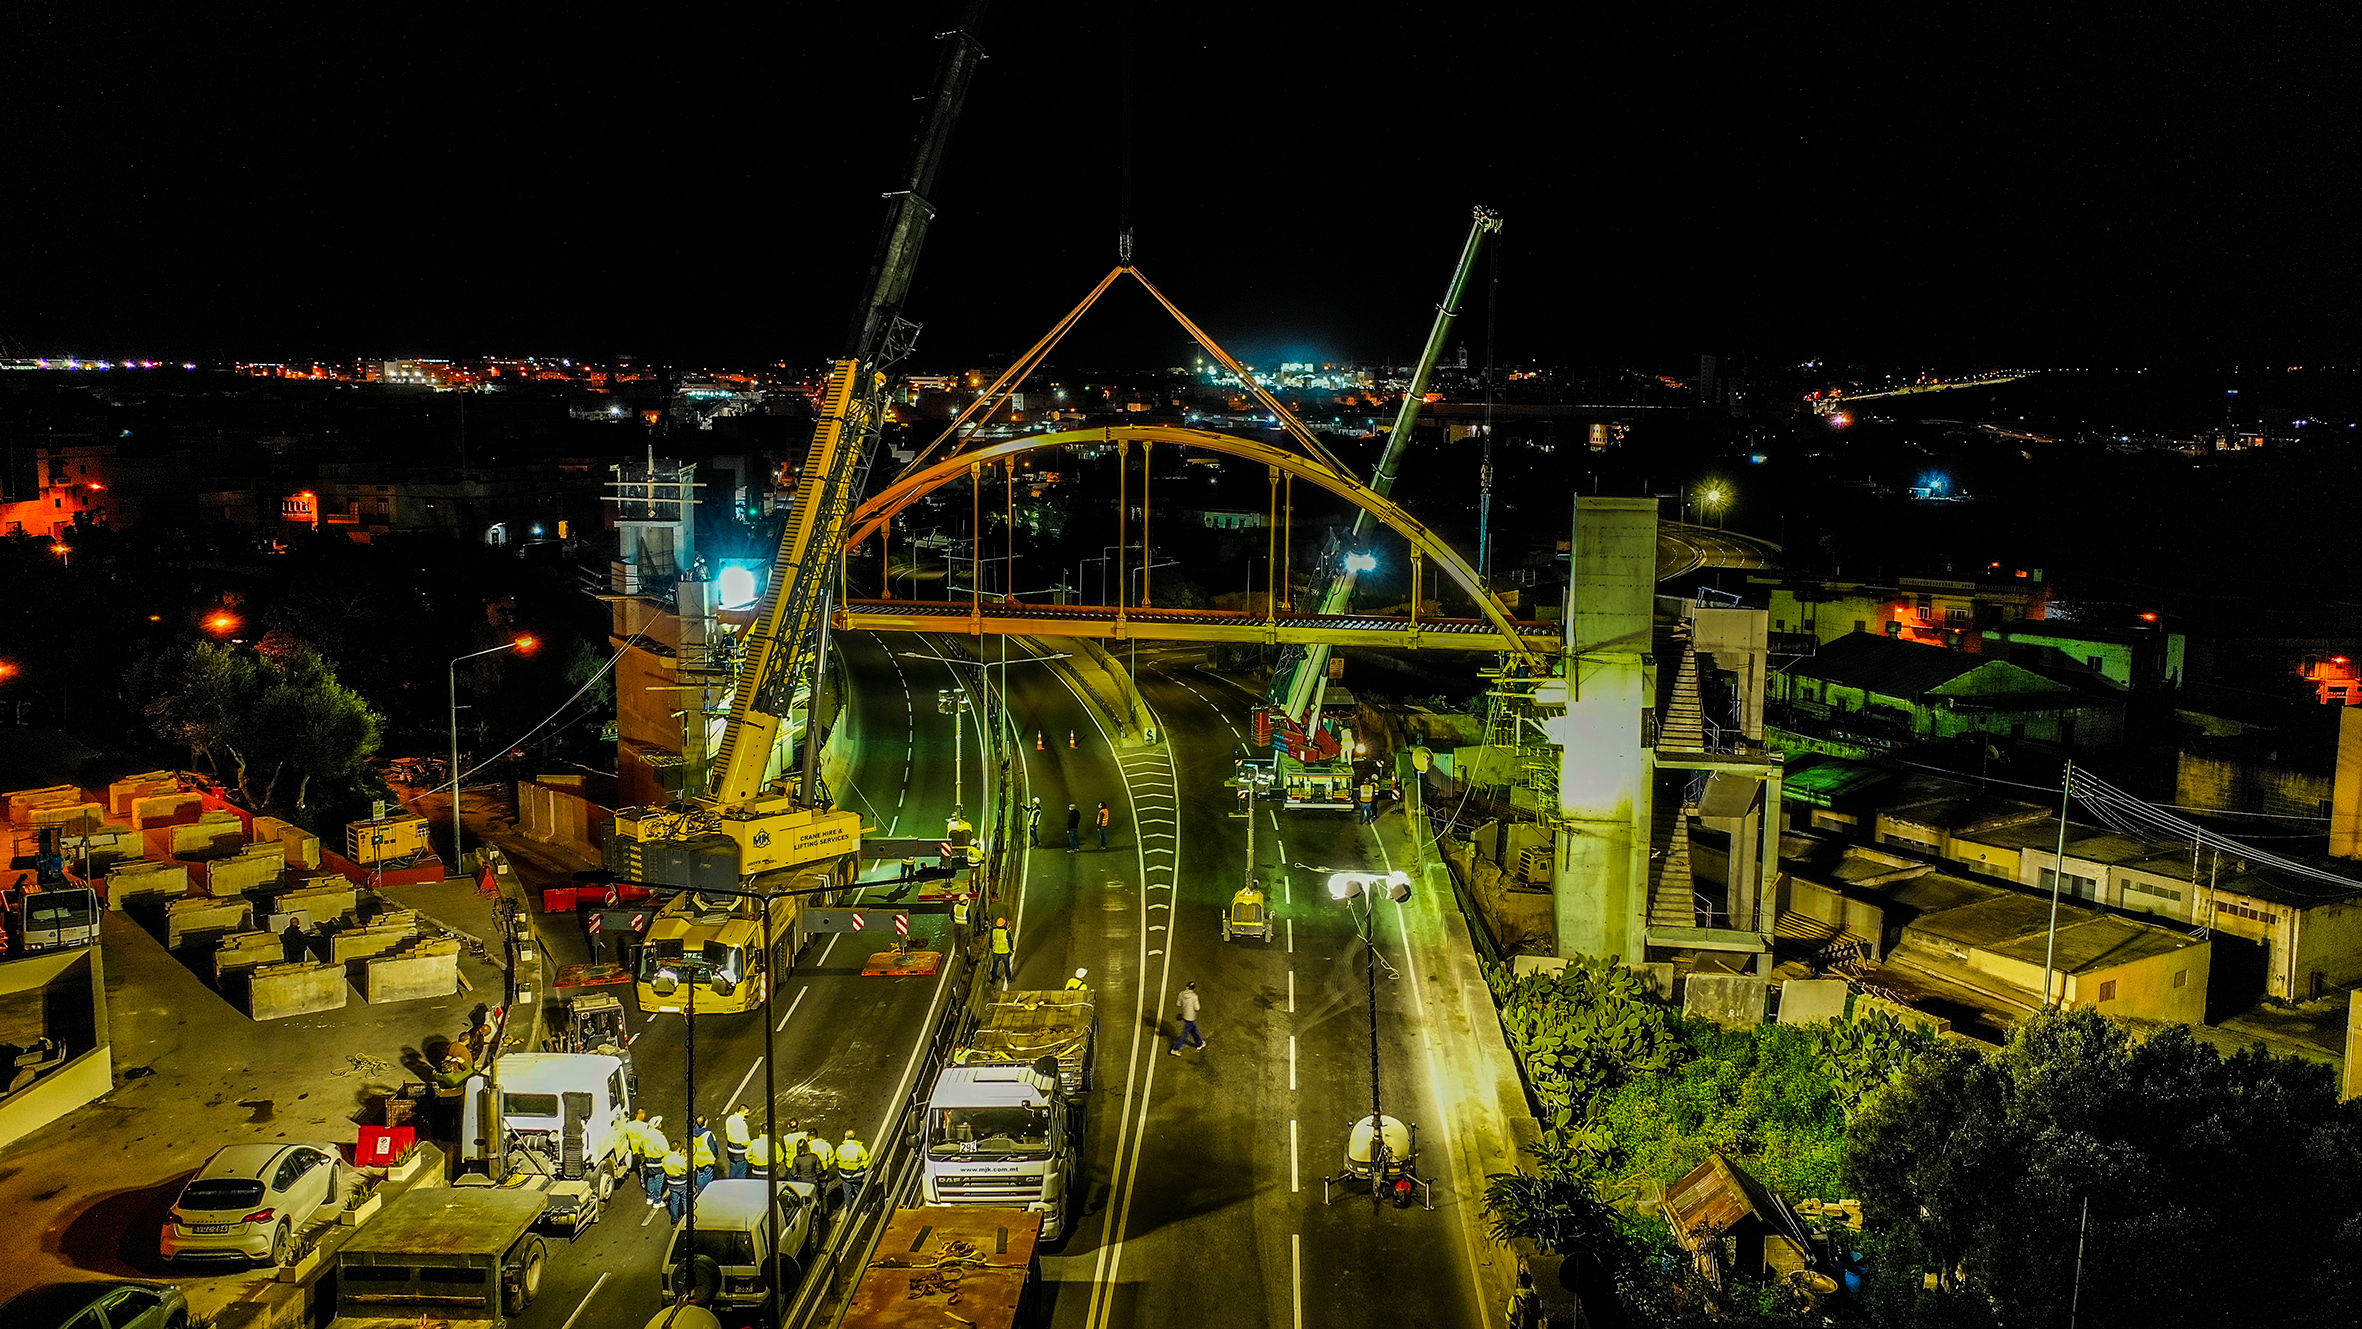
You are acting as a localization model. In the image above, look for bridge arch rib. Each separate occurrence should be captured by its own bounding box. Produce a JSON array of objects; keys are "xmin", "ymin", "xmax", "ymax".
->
[{"xmin": 845, "ymin": 425, "xmax": 1539, "ymax": 661}]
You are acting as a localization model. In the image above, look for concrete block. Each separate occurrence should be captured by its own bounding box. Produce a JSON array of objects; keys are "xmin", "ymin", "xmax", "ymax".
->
[
  {"xmin": 108, "ymin": 860, "xmax": 191, "ymax": 909},
  {"xmin": 1630, "ymin": 961, "xmax": 1677, "ymax": 1002},
  {"xmin": 331, "ymin": 924, "xmax": 415, "ymax": 965},
  {"xmin": 172, "ymin": 814, "xmax": 246, "ymax": 856},
  {"xmin": 1777, "ymin": 978, "xmax": 1851, "ymax": 1025},
  {"xmin": 215, "ymin": 932, "xmax": 289, "ymax": 980},
  {"xmin": 1683, "ymin": 972, "xmax": 1770, "ymax": 1028},
  {"xmin": 108, "ymin": 772, "xmax": 179, "ymax": 817},
  {"xmin": 30, "ymin": 801, "xmax": 105, "ymax": 833},
  {"xmin": 277, "ymin": 885, "xmax": 359, "ymax": 924},
  {"xmin": 367, "ymin": 940, "xmax": 462, "ymax": 1003},
  {"xmin": 165, "ymin": 897, "xmax": 254, "ymax": 950},
  {"xmin": 274, "ymin": 828, "xmax": 321, "ymax": 869},
  {"xmin": 249, "ymin": 962, "xmax": 349, "ymax": 1020},
  {"xmin": 133, "ymin": 791, "xmax": 205, "ymax": 829},
  {"xmin": 204, "ymin": 849, "xmax": 285, "ymax": 897},
  {"xmin": 5, "ymin": 784, "xmax": 79, "ymax": 823}
]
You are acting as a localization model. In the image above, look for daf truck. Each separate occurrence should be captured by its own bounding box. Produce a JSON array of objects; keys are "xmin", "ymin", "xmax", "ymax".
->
[
  {"xmin": 920, "ymin": 991, "xmax": 1094, "ymax": 1241},
  {"xmin": 458, "ymin": 1051, "xmax": 634, "ymax": 1231}
]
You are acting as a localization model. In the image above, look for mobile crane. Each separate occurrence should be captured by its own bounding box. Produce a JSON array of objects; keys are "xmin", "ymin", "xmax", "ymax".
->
[
  {"xmin": 1256, "ymin": 207, "xmax": 1502, "ymax": 801},
  {"xmin": 606, "ymin": 5, "xmax": 989, "ymax": 977}
]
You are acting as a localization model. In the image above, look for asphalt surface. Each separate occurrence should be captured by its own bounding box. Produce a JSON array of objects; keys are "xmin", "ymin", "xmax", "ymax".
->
[{"xmin": 511, "ymin": 632, "xmax": 1485, "ymax": 1329}]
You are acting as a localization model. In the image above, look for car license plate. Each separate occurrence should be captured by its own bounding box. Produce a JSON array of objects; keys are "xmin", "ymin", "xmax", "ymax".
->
[{"xmin": 191, "ymin": 1224, "xmax": 235, "ymax": 1234}]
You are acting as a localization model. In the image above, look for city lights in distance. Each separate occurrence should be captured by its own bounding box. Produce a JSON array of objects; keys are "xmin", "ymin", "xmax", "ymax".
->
[{"xmin": 0, "ymin": 661, "xmax": 17, "ymax": 681}]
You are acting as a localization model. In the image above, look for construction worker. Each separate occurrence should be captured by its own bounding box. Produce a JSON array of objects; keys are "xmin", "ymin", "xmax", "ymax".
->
[
  {"xmin": 621, "ymin": 1109, "xmax": 650, "ymax": 1179},
  {"xmin": 723, "ymin": 1107, "xmax": 752, "ymax": 1179},
  {"xmin": 639, "ymin": 1114, "xmax": 671, "ymax": 1205},
  {"xmin": 1026, "ymin": 797, "xmax": 1043, "ymax": 846},
  {"xmin": 989, "ymin": 918, "xmax": 1013, "ymax": 985},
  {"xmin": 691, "ymin": 1117, "xmax": 718, "ymax": 1193},
  {"xmin": 837, "ymin": 1130, "xmax": 871, "ymax": 1211},
  {"xmin": 951, "ymin": 891, "xmax": 972, "ymax": 953},
  {"xmin": 1358, "ymin": 777, "xmax": 1377, "ymax": 824},
  {"xmin": 661, "ymin": 1145, "xmax": 691, "ymax": 1222},
  {"xmin": 1065, "ymin": 967, "xmax": 1089, "ymax": 992},
  {"xmin": 1505, "ymin": 1262, "xmax": 1541, "ymax": 1329},
  {"xmin": 745, "ymin": 1130, "xmax": 773, "ymax": 1181},
  {"xmin": 1096, "ymin": 801, "xmax": 1112, "ymax": 849},
  {"xmin": 1066, "ymin": 803, "xmax": 1082, "ymax": 851}
]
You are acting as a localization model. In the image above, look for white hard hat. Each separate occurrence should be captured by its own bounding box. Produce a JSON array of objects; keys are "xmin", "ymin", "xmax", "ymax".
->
[
  {"xmin": 649, "ymin": 1115, "xmax": 664, "ymax": 1128},
  {"xmin": 1074, "ymin": 968, "xmax": 1088, "ymax": 980}
]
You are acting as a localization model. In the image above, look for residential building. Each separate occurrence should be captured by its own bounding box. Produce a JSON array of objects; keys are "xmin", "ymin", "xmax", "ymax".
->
[
  {"xmin": 1768, "ymin": 631, "xmax": 2126, "ymax": 759},
  {"xmin": 1753, "ymin": 572, "xmax": 2049, "ymax": 655}
]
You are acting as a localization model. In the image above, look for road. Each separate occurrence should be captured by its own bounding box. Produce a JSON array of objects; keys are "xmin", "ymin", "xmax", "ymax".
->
[
  {"xmin": 515, "ymin": 632, "xmax": 1485, "ymax": 1329},
  {"xmin": 515, "ymin": 630, "xmax": 973, "ymax": 1329}
]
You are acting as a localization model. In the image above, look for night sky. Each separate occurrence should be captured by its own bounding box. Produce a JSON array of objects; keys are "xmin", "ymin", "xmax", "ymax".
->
[{"xmin": 8, "ymin": 3, "xmax": 2360, "ymax": 371}]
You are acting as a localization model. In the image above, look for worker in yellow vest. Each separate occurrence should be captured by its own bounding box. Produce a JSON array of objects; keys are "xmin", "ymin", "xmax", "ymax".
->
[
  {"xmin": 745, "ymin": 1131, "xmax": 773, "ymax": 1180},
  {"xmin": 691, "ymin": 1123, "xmax": 718, "ymax": 1193},
  {"xmin": 989, "ymin": 918, "xmax": 1013, "ymax": 985},
  {"xmin": 661, "ymin": 1146, "xmax": 690, "ymax": 1222},
  {"xmin": 723, "ymin": 1107, "xmax": 753, "ymax": 1179},
  {"xmin": 836, "ymin": 1130, "xmax": 871, "ymax": 1211},
  {"xmin": 639, "ymin": 1115, "xmax": 671, "ymax": 1205}
]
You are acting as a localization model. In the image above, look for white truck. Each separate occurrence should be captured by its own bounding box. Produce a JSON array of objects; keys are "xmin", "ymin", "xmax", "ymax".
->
[
  {"xmin": 461, "ymin": 1052, "xmax": 635, "ymax": 1231},
  {"xmin": 920, "ymin": 991, "xmax": 1094, "ymax": 1241}
]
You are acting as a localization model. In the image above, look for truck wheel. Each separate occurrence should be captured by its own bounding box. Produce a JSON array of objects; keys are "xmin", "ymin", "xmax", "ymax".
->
[
  {"xmin": 505, "ymin": 1235, "xmax": 547, "ymax": 1313},
  {"xmin": 595, "ymin": 1163, "xmax": 615, "ymax": 1203}
]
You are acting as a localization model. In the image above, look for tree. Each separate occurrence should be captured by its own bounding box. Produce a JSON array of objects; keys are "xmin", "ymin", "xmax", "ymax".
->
[
  {"xmin": 126, "ymin": 641, "xmax": 385, "ymax": 815},
  {"xmin": 126, "ymin": 642, "xmax": 265, "ymax": 779},
  {"xmin": 1845, "ymin": 1007, "xmax": 2362, "ymax": 1327}
]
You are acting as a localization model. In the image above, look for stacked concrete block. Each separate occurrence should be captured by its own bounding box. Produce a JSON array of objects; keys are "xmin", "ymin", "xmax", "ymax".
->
[
  {"xmin": 214, "ymin": 931, "xmax": 289, "ymax": 981},
  {"xmin": 3, "ymin": 785, "xmax": 79, "ymax": 824},
  {"xmin": 107, "ymin": 860, "xmax": 191, "ymax": 909},
  {"xmin": 277, "ymin": 884, "xmax": 359, "ymax": 925},
  {"xmin": 131, "ymin": 791, "xmax": 205, "ymax": 829},
  {"xmin": 107, "ymin": 772, "xmax": 180, "ymax": 817},
  {"xmin": 249, "ymin": 962, "xmax": 349, "ymax": 1020},
  {"xmin": 203, "ymin": 844, "xmax": 286, "ymax": 897},
  {"xmin": 251, "ymin": 816, "xmax": 322, "ymax": 870},
  {"xmin": 367, "ymin": 937, "xmax": 463, "ymax": 1003},
  {"xmin": 28, "ymin": 801, "xmax": 106, "ymax": 835},
  {"xmin": 170, "ymin": 811, "xmax": 247, "ymax": 857},
  {"xmin": 166, "ymin": 896, "xmax": 254, "ymax": 950}
]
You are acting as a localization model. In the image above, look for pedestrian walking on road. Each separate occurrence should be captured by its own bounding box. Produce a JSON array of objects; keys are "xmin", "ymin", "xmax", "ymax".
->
[
  {"xmin": 639, "ymin": 1116, "xmax": 670, "ymax": 1204},
  {"xmin": 1066, "ymin": 803, "xmax": 1082, "ymax": 851},
  {"xmin": 1169, "ymin": 981, "xmax": 1206, "ymax": 1055},
  {"xmin": 1095, "ymin": 801, "xmax": 1112, "ymax": 850},
  {"xmin": 989, "ymin": 918, "xmax": 1014, "ymax": 985},
  {"xmin": 1026, "ymin": 797, "xmax": 1043, "ymax": 846},
  {"xmin": 723, "ymin": 1107, "xmax": 752, "ymax": 1179},
  {"xmin": 837, "ymin": 1130, "xmax": 871, "ymax": 1211}
]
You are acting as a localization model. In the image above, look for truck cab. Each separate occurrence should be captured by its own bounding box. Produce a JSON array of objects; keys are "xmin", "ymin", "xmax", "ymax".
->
[
  {"xmin": 922, "ymin": 1064, "xmax": 1078, "ymax": 1240},
  {"xmin": 463, "ymin": 1052, "xmax": 632, "ymax": 1230},
  {"xmin": 658, "ymin": 1178, "xmax": 821, "ymax": 1314}
]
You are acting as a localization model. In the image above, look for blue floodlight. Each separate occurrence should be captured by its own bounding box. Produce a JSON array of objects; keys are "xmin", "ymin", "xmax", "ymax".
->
[
  {"xmin": 715, "ymin": 561, "xmax": 764, "ymax": 610},
  {"xmin": 1344, "ymin": 553, "xmax": 1378, "ymax": 574}
]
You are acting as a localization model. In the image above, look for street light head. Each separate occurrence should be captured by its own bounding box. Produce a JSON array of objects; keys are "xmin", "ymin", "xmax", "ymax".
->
[
  {"xmin": 1387, "ymin": 870, "xmax": 1414, "ymax": 903},
  {"xmin": 511, "ymin": 634, "xmax": 539, "ymax": 653},
  {"xmin": 1327, "ymin": 873, "xmax": 1363, "ymax": 901},
  {"xmin": 205, "ymin": 611, "xmax": 239, "ymax": 635}
]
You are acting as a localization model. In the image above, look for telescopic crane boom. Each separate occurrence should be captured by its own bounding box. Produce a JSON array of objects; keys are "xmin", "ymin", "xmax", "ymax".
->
[
  {"xmin": 1272, "ymin": 206, "xmax": 1501, "ymax": 729},
  {"xmin": 611, "ymin": 5, "xmax": 988, "ymax": 901}
]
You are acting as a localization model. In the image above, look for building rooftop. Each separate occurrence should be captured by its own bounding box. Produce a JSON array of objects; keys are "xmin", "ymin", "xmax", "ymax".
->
[
  {"xmin": 1790, "ymin": 632, "xmax": 1993, "ymax": 697},
  {"xmin": 1882, "ymin": 792, "xmax": 2051, "ymax": 834},
  {"xmin": 1981, "ymin": 915, "xmax": 2200, "ymax": 974}
]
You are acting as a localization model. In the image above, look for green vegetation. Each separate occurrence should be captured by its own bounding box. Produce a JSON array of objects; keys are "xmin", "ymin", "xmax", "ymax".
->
[
  {"xmin": 126, "ymin": 640, "xmax": 385, "ymax": 816},
  {"xmin": 1484, "ymin": 961, "xmax": 2362, "ymax": 1327}
]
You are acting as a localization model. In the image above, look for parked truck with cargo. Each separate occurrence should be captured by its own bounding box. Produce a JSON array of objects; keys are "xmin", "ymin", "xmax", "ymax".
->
[
  {"xmin": 329, "ymin": 1187, "xmax": 550, "ymax": 1329},
  {"xmin": 839, "ymin": 1206, "xmax": 1042, "ymax": 1329},
  {"xmin": 919, "ymin": 991, "xmax": 1094, "ymax": 1241}
]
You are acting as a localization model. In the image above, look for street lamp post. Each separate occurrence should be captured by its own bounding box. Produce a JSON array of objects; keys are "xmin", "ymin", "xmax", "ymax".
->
[
  {"xmin": 1325, "ymin": 869, "xmax": 1415, "ymax": 1210},
  {"xmin": 448, "ymin": 636, "xmax": 535, "ymax": 873}
]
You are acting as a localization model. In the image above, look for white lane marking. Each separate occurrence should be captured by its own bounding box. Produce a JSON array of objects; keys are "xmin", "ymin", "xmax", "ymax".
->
[
  {"xmin": 641, "ymin": 1201, "xmax": 664, "ymax": 1228},
  {"xmin": 774, "ymin": 984, "xmax": 809, "ymax": 1033},
  {"xmin": 559, "ymin": 1271, "xmax": 610, "ymax": 1329},
  {"xmin": 1077, "ymin": 680, "xmax": 1179, "ymax": 1329},
  {"xmin": 1269, "ymin": 810, "xmax": 1279, "ymax": 831},
  {"xmin": 1288, "ymin": 1035, "xmax": 1297, "ymax": 1091},
  {"xmin": 897, "ymin": 789, "xmax": 905, "ymax": 807},
  {"xmin": 1287, "ymin": 917, "xmax": 1294, "ymax": 953},
  {"xmin": 888, "ymin": 816, "xmax": 898, "ymax": 837},
  {"xmin": 1288, "ymin": 969, "xmax": 1295, "ymax": 1013},
  {"xmin": 1292, "ymin": 1234, "xmax": 1303, "ymax": 1329},
  {"xmin": 1290, "ymin": 1120, "xmax": 1299, "ymax": 1193},
  {"xmin": 723, "ymin": 1056, "xmax": 765, "ymax": 1113}
]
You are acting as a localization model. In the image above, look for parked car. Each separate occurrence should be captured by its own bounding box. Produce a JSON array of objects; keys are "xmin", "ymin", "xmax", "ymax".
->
[
  {"xmin": 160, "ymin": 1142, "xmax": 344, "ymax": 1266},
  {"xmin": 1, "ymin": 1281, "xmax": 188, "ymax": 1329}
]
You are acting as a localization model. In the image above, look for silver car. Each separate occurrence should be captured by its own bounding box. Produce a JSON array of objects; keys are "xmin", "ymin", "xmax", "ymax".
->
[
  {"xmin": 160, "ymin": 1142, "xmax": 344, "ymax": 1266},
  {"xmin": 2, "ymin": 1281, "xmax": 189, "ymax": 1329}
]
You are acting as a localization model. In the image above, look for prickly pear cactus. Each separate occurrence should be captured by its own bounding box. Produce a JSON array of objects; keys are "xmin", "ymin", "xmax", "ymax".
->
[{"xmin": 1488, "ymin": 956, "xmax": 1678, "ymax": 1176}]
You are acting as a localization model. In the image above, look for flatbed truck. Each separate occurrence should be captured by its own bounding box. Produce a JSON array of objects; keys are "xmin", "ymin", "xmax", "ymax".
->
[
  {"xmin": 329, "ymin": 1187, "xmax": 550, "ymax": 1329},
  {"xmin": 839, "ymin": 1206, "xmax": 1041, "ymax": 1329}
]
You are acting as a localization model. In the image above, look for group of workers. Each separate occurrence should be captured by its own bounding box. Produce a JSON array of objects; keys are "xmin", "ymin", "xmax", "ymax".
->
[{"xmin": 622, "ymin": 1107, "xmax": 872, "ymax": 1223}]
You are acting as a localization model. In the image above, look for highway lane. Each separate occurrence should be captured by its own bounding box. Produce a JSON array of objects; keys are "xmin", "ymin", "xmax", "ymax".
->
[
  {"xmin": 1032, "ymin": 652, "xmax": 1485, "ymax": 1329},
  {"xmin": 516, "ymin": 631, "xmax": 972, "ymax": 1329}
]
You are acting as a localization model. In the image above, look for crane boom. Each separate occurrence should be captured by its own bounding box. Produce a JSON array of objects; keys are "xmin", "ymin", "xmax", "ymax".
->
[{"xmin": 1276, "ymin": 206, "xmax": 1501, "ymax": 724}]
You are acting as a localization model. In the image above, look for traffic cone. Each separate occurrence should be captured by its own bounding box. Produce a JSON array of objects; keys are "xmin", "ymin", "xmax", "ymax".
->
[
  {"xmin": 1068, "ymin": 729, "xmax": 1077, "ymax": 749},
  {"xmin": 1036, "ymin": 730, "xmax": 1045, "ymax": 751}
]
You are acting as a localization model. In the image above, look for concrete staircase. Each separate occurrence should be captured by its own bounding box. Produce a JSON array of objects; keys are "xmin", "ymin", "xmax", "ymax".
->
[
  {"xmin": 1657, "ymin": 648, "xmax": 1707, "ymax": 752},
  {"xmin": 1646, "ymin": 793, "xmax": 1698, "ymax": 929}
]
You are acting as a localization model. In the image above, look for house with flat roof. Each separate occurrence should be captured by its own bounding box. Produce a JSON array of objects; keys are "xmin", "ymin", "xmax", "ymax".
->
[{"xmin": 1769, "ymin": 632, "xmax": 2126, "ymax": 760}]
